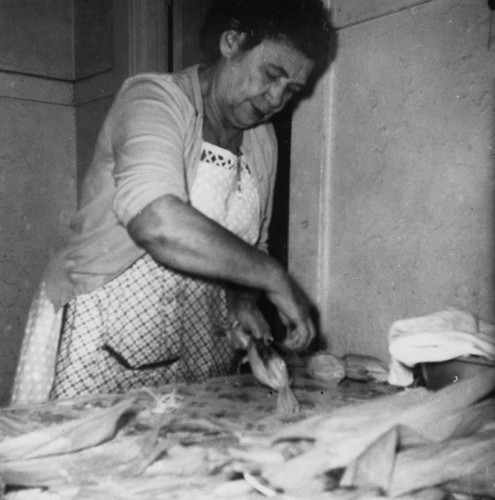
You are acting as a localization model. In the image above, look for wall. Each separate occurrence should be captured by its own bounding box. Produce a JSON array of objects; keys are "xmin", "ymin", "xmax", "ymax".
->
[
  {"xmin": 0, "ymin": 1, "xmax": 77, "ymax": 405},
  {"xmin": 74, "ymin": 0, "xmax": 114, "ymax": 187},
  {"xmin": 0, "ymin": 0, "xmax": 115, "ymax": 405},
  {"xmin": 289, "ymin": 0, "xmax": 495, "ymax": 359}
]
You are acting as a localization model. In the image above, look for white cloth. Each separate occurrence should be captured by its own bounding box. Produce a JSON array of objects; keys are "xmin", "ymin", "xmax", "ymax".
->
[
  {"xmin": 10, "ymin": 283, "xmax": 63, "ymax": 405},
  {"xmin": 191, "ymin": 142, "xmax": 260, "ymax": 246},
  {"xmin": 388, "ymin": 309, "xmax": 495, "ymax": 386}
]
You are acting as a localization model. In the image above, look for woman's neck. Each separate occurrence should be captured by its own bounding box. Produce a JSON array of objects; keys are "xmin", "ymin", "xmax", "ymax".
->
[{"xmin": 199, "ymin": 64, "xmax": 242, "ymax": 154}]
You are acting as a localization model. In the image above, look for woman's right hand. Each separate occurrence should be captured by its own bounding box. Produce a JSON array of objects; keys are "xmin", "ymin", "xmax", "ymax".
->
[{"xmin": 265, "ymin": 267, "xmax": 316, "ymax": 352}]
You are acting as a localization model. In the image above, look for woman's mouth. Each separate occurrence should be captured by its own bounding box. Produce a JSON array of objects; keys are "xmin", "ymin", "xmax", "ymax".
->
[{"xmin": 251, "ymin": 104, "xmax": 269, "ymax": 121}]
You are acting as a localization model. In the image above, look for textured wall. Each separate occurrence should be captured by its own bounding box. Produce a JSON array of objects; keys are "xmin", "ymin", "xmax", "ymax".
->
[
  {"xmin": 0, "ymin": 91, "xmax": 76, "ymax": 405},
  {"xmin": 0, "ymin": 0, "xmax": 74, "ymax": 79},
  {"xmin": 290, "ymin": 0, "xmax": 495, "ymax": 359},
  {"xmin": 0, "ymin": 0, "xmax": 114, "ymax": 405},
  {"xmin": 0, "ymin": 0, "xmax": 78, "ymax": 405}
]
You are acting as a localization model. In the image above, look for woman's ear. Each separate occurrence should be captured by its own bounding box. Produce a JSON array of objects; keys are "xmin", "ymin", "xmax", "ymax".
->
[{"xmin": 219, "ymin": 30, "xmax": 246, "ymax": 59}]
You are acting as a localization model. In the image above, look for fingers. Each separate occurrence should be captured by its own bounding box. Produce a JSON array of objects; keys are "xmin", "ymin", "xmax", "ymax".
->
[
  {"xmin": 227, "ymin": 321, "xmax": 253, "ymax": 350},
  {"xmin": 241, "ymin": 312, "xmax": 272, "ymax": 342},
  {"xmin": 282, "ymin": 316, "xmax": 316, "ymax": 352},
  {"xmin": 268, "ymin": 275, "xmax": 316, "ymax": 352},
  {"xmin": 227, "ymin": 302, "xmax": 273, "ymax": 349}
]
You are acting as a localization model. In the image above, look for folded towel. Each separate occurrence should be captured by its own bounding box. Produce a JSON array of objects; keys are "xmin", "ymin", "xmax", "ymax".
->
[{"xmin": 388, "ymin": 309, "xmax": 495, "ymax": 386}]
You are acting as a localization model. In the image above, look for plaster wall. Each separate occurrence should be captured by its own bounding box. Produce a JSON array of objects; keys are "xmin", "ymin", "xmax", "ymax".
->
[
  {"xmin": 0, "ymin": 0, "xmax": 78, "ymax": 406},
  {"xmin": 0, "ymin": 89, "xmax": 76, "ymax": 408},
  {"xmin": 289, "ymin": 0, "xmax": 495, "ymax": 359},
  {"xmin": 0, "ymin": 98, "xmax": 76, "ymax": 405},
  {"xmin": 0, "ymin": 0, "xmax": 114, "ymax": 405},
  {"xmin": 0, "ymin": 0, "xmax": 74, "ymax": 79}
]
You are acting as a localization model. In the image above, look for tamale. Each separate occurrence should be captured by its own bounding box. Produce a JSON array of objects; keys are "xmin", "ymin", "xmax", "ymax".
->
[{"xmin": 247, "ymin": 339, "xmax": 300, "ymax": 417}]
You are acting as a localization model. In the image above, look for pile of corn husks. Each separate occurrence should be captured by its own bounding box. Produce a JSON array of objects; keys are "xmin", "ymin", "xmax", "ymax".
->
[
  {"xmin": 233, "ymin": 371, "xmax": 495, "ymax": 499},
  {"xmin": 0, "ymin": 372, "xmax": 493, "ymax": 500}
]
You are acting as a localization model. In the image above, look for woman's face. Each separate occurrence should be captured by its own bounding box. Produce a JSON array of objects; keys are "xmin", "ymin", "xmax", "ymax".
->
[{"xmin": 216, "ymin": 36, "xmax": 315, "ymax": 130}]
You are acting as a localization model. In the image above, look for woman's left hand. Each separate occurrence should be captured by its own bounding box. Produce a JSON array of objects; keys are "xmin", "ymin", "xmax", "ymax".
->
[
  {"xmin": 282, "ymin": 314, "xmax": 316, "ymax": 352},
  {"xmin": 264, "ymin": 269, "xmax": 317, "ymax": 352}
]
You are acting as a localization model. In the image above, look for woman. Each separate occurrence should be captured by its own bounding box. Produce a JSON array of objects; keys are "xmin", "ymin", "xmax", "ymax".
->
[{"xmin": 12, "ymin": 0, "xmax": 335, "ymax": 403}]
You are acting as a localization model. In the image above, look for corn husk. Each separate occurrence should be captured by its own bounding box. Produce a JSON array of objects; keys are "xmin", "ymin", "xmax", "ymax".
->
[
  {"xmin": 261, "ymin": 371, "xmax": 495, "ymax": 493},
  {"xmin": 247, "ymin": 340, "xmax": 300, "ymax": 418},
  {"xmin": 399, "ymin": 397, "xmax": 495, "ymax": 448},
  {"xmin": 247, "ymin": 342, "xmax": 289, "ymax": 391},
  {"xmin": 339, "ymin": 424, "xmax": 495, "ymax": 496},
  {"xmin": 442, "ymin": 458, "xmax": 495, "ymax": 497},
  {"xmin": 273, "ymin": 370, "xmax": 495, "ymax": 446},
  {"xmin": 0, "ymin": 434, "xmax": 167, "ymax": 488},
  {"xmin": 0, "ymin": 399, "xmax": 140, "ymax": 461},
  {"xmin": 0, "ymin": 394, "xmax": 169, "ymax": 488},
  {"xmin": 389, "ymin": 430, "xmax": 495, "ymax": 497},
  {"xmin": 276, "ymin": 386, "xmax": 300, "ymax": 417},
  {"xmin": 339, "ymin": 426, "xmax": 399, "ymax": 491}
]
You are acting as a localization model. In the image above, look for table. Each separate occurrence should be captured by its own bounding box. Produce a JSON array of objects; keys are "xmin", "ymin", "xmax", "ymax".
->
[{"xmin": 0, "ymin": 370, "xmax": 400, "ymax": 499}]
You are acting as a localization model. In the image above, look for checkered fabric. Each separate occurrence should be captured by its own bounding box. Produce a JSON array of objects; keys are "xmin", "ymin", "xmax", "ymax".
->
[{"xmin": 50, "ymin": 254, "xmax": 234, "ymax": 399}]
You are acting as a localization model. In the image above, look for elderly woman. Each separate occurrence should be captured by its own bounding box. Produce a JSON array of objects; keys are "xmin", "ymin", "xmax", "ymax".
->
[{"xmin": 12, "ymin": 0, "xmax": 335, "ymax": 403}]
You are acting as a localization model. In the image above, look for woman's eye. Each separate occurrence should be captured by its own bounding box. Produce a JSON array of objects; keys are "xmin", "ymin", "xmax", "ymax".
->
[{"xmin": 265, "ymin": 71, "xmax": 278, "ymax": 81}]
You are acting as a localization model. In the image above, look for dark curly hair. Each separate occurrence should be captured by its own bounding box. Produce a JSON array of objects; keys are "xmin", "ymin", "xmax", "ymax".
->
[{"xmin": 201, "ymin": 0, "xmax": 337, "ymax": 74}]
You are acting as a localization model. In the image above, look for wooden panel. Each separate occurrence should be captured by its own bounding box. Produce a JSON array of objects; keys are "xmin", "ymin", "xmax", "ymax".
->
[{"xmin": 112, "ymin": 0, "xmax": 168, "ymax": 88}]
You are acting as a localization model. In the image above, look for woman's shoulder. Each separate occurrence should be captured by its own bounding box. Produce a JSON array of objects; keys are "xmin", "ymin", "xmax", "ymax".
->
[{"xmin": 117, "ymin": 66, "xmax": 201, "ymax": 113}]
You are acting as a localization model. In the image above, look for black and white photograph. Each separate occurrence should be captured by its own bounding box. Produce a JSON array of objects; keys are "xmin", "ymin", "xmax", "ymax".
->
[{"xmin": 0, "ymin": 0, "xmax": 494, "ymax": 498}]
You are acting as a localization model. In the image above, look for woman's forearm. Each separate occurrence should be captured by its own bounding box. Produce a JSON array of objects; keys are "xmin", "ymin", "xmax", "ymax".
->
[
  {"xmin": 129, "ymin": 194, "xmax": 315, "ymax": 350},
  {"xmin": 127, "ymin": 194, "xmax": 283, "ymax": 293}
]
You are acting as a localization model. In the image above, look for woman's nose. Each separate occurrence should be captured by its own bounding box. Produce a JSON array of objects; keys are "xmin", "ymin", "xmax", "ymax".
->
[{"xmin": 266, "ymin": 83, "xmax": 287, "ymax": 109}]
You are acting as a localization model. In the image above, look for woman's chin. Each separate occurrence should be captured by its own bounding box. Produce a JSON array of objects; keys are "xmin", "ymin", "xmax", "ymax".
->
[{"xmin": 234, "ymin": 113, "xmax": 270, "ymax": 129}]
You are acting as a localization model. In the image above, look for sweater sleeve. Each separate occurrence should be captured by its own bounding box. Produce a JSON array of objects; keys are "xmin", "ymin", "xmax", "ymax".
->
[
  {"xmin": 110, "ymin": 75, "xmax": 194, "ymax": 226},
  {"xmin": 255, "ymin": 123, "xmax": 278, "ymax": 254}
]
